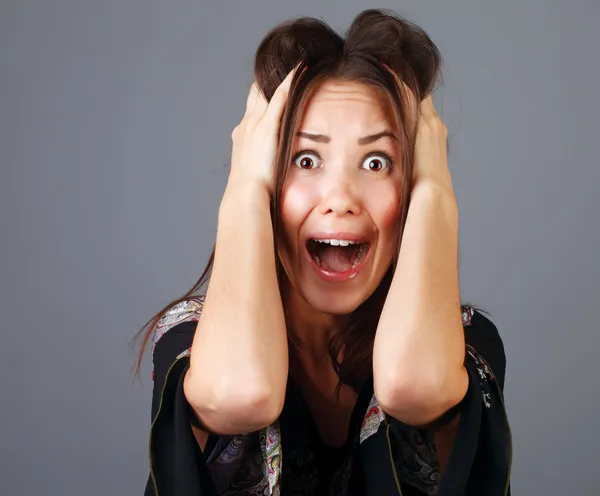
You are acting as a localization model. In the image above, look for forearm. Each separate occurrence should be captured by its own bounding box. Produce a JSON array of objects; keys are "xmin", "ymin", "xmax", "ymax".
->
[
  {"xmin": 186, "ymin": 182, "xmax": 288, "ymax": 431},
  {"xmin": 373, "ymin": 182, "xmax": 467, "ymax": 424}
]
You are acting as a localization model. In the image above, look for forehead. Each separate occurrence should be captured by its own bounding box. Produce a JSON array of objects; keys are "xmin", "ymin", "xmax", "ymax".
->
[{"xmin": 299, "ymin": 80, "xmax": 396, "ymax": 133}]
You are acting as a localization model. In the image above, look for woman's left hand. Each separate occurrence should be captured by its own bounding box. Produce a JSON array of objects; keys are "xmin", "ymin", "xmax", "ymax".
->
[{"xmin": 411, "ymin": 95, "xmax": 454, "ymax": 196}]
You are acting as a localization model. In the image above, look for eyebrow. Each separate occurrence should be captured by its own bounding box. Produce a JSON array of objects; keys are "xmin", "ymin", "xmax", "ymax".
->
[{"xmin": 296, "ymin": 130, "xmax": 398, "ymax": 145}]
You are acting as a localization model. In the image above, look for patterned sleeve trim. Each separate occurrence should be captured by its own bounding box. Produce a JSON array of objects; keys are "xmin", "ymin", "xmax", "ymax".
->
[
  {"xmin": 151, "ymin": 296, "xmax": 205, "ymax": 354},
  {"xmin": 461, "ymin": 305, "xmax": 475, "ymax": 327},
  {"xmin": 358, "ymin": 305, "xmax": 478, "ymax": 495}
]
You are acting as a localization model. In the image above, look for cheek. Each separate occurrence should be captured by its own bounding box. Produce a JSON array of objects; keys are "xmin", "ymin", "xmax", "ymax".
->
[
  {"xmin": 279, "ymin": 182, "xmax": 318, "ymax": 249},
  {"xmin": 366, "ymin": 184, "xmax": 403, "ymax": 236}
]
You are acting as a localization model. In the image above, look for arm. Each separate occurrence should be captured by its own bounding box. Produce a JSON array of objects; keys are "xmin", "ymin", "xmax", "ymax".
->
[
  {"xmin": 185, "ymin": 184, "xmax": 288, "ymax": 434},
  {"xmin": 184, "ymin": 71, "xmax": 297, "ymax": 435},
  {"xmin": 373, "ymin": 95, "xmax": 468, "ymax": 426}
]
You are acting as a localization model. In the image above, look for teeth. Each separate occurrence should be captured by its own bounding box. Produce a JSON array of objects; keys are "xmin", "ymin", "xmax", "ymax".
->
[
  {"xmin": 309, "ymin": 238, "xmax": 370, "ymax": 272},
  {"xmin": 314, "ymin": 239, "xmax": 357, "ymax": 246}
]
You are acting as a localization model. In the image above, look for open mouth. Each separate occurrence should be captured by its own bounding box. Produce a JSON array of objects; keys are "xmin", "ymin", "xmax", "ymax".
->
[{"xmin": 306, "ymin": 238, "xmax": 370, "ymax": 273}]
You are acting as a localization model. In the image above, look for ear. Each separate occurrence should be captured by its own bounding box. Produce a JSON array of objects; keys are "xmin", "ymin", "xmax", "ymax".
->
[{"xmin": 254, "ymin": 17, "xmax": 343, "ymax": 100}]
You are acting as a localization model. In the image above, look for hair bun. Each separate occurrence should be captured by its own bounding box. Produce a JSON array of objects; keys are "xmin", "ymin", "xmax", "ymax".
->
[
  {"xmin": 254, "ymin": 9, "xmax": 441, "ymax": 101},
  {"xmin": 344, "ymin": 9, "xmax": 442, "ymax": 97},
  {"xmin": 254, "ymin": 18, "xmax": 343, "ymax": 100}
]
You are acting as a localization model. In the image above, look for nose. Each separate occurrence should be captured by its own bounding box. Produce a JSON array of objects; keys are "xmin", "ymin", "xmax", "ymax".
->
[{"xmin": 318, "ymin": 174, "xmax": 361, "ymax": 217}]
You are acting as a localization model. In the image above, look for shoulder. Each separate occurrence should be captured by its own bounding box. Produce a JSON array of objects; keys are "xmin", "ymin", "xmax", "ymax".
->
[
  {"xmin": 461, "ymin": 305, "xmax": 506, "ymax": 391},
  {"xmin": 152, "ymin": 296, "xmax": 204, "ymax": 353},
  {"xmin": 150, "ymin": 296, "xmax": 204, "ymax": 383}
]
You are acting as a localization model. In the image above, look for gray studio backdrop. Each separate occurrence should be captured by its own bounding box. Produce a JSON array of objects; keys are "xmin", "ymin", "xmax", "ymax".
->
[{"xmin": 1, "ymin": 0, "xmax": 598, "ymax": 494}]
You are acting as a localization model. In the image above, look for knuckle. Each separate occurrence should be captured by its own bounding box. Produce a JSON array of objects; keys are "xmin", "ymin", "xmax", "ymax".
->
[
  {"xmin": 419, "ymin": 119, "xmax": 432, "ymax": 132},
  {"xmin": 244, "ymin": 114, "xmax": 260, "ymax": 130},
  {"xmin": 232, "ymin": 119, "xmax": 249, "ymax": 140},
  {"xmin": 426, "ymin": 115, "xmax": 444, "ymax": 131}
]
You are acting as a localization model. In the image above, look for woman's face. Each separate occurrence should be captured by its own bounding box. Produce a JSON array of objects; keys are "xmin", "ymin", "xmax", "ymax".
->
[{"xmin": 278, "ymin": 79, "xmax": 404, "ymax": 316}]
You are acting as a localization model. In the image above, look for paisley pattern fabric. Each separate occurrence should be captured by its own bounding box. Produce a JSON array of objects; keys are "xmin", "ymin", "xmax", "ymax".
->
[
  {"xmin": 390, "ymin": 423, "xmax": 440, "ymax": 494},
  {"xmin": 151, "ymin": 297, "xmax": 204, "ymax": 354},
  {"xmin": 152, "ymin": 300, "xmax": 482, "ymax": 495},
  {"xmin": 359, "ymin": 395, "xmax": 386, "ymax": 444}
]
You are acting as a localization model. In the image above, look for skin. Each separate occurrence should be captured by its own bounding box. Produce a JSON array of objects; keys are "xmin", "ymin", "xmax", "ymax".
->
[
  {"xmin": 279, "ymin": 80, "xmax": 403, "ymax": 342},
  {"xmin": 185, "ymin": 69, "xmax": 467, "ymax": 473},
  {"xmin": 278, "ymin": 81, "xmax": 404, "ymax": 446}
]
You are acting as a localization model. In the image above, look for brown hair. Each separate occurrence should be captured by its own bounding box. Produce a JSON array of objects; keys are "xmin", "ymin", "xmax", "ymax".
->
[{"xmin": 132, "ymin": 9, "xmax": 443, "ymax": 390}]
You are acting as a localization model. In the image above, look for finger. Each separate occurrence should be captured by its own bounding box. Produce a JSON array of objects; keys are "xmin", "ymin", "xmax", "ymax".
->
[
  {"xmin": 244, "ymin": 83, "xmax": 258, "ymax": 116},
  {"xmin": 244, "ymin": 83, "xmax": 267, "ymax": 118},
  {"xmin": 252, "ymin": 88, "xmax": 269, "ymax": 117},
  {"xmin": 261, "ymin": 66, "xmax": 297, "ymax": 130},
  {"xmin": 420, "ymin": 95, "xmax": 437, "ymax": 117}
]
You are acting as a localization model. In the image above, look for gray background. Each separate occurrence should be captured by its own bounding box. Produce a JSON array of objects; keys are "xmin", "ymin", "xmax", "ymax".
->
[{"xmin": 1, "ymin": 0, "xmax": 598, "ymax": 494}]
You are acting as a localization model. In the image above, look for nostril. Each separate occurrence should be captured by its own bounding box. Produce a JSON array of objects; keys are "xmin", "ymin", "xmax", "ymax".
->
[{"xmin": 318, "ymin": 190, "xmax": 361, "ymax": 217}]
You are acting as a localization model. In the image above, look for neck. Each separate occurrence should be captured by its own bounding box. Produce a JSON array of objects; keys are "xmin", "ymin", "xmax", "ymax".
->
[{"xmin": 281, "ymin": 281, "xmax": 348, "ymax": 365}]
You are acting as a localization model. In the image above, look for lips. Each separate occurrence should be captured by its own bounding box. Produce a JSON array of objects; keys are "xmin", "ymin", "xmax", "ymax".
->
[
  {"xmin": 306, "ymin": 239, "xmax": 370, "ymax": 269},
  {"xmin": 303, "ymin": 232, "xmax": 373, "ymax": 282}
]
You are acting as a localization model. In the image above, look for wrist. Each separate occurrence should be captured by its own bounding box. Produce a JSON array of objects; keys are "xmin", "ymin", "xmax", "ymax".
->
[
  {"xmin": 220, "ymin": 180, "xmax": 272, "ymax": 218},
  {"xmin": 409, "ymin": 180, "xmax": 458, "ymax": 220},
  {"xmin": 411, "ymin": 177, "xmax": 455, "ymax": 201}
]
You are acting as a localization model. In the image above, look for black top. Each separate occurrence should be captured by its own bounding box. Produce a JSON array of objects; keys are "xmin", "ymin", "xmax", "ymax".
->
[
  {"xmin": 145, "ymin": 301, "xmax": 511, "ymax": 495},
  {"xmin": 278, "ymin": 376, "xmax": 374, "ymax": 494}
]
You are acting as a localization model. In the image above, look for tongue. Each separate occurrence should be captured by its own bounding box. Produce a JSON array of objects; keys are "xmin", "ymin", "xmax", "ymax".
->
[{"xmin": 318, "ymin": 245, "xmax": 356, "ymax": 272}]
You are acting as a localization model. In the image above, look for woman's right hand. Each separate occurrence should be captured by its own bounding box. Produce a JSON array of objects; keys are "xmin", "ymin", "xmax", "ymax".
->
[{"xmin": 227, "ymin": 68, "xmax": 297, "ymax": 196}]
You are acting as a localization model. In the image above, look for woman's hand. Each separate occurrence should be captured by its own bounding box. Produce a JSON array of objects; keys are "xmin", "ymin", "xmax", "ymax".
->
[
  {"xmin": 227, "ymin": 68, "xmax": 297, "ymax": 196},
  {"xmin": 387, "ymin": 69, "xmax": 454, "ymax": 198},
  {"xmin": 411, "ymin": 95, "xmax": 454, "ymax": 196}
]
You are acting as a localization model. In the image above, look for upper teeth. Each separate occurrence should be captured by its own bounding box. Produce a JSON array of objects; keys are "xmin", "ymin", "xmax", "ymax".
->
[{"xmin": 314, "ymin": 239, "xmax": 358, "ymax": 246}]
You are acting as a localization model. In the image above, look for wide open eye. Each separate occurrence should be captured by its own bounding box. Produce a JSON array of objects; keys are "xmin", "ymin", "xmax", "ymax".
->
[
  {"xmin": 361, "ymin": 153, "xmax": 393, "ymax": 172},
  {"xmin": 293, "ymin": 151, "xmax": 321, "ymax": 170}
]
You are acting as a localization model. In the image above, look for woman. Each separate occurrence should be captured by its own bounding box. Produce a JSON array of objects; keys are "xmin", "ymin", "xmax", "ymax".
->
[{"xmin": 137, "ymin": 9, "xmax": 511, "ymax": 496}]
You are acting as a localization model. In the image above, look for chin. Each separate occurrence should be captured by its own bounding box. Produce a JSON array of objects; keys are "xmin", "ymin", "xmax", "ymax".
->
[{"xmin": 301, "ymin": 285, "xmax": 372, "ymax": 316}]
